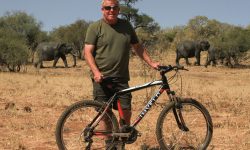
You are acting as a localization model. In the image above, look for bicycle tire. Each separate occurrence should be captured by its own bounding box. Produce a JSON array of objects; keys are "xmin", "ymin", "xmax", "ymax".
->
[
  {"xmin": 156, "ymin": 98, "xmax": 213, "ymax": 150},
  {"xmin": 55, "ymin": 100, "xmax": 119, "ymax": 150}
]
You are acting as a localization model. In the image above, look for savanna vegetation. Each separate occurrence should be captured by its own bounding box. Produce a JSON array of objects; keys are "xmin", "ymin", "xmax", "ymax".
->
[
  {"xmin": 0, "ymin": 0, "xmax": 250, "ymax": 149},
  {"xmin": 1, "ymin": 0, "xmax": 250, "ymax": 71},
  {"xmin": 1, "ymin": 55, "xmax": 250, "ymax": 149}
]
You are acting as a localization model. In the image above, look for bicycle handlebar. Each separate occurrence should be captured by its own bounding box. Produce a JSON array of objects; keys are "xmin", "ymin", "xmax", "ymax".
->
[
  {"xmin": 158, "ymin": 65, "xmax": 188, "ymax": 73},
  {"xmin": 101, "ymin": 65, "xmax": 187, "ymax": 83}
]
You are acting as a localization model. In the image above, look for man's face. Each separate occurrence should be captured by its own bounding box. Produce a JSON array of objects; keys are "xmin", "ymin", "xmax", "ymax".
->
[{"xmin": 102, "ymin": 0, "xmax": 120, "ymax": 24}]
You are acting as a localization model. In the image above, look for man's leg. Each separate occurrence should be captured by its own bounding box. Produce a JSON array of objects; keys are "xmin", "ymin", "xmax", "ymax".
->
[
  {"xmin": 92, "ymin": 80, "xmax": 114, "ymax": 144},
  {"xmin": 115, "ymin": 80, "xmax": 132, "ymax": 126},
  {"xmin": 121, "ymin": 109, "xmax": 132, "ymax": 125}
]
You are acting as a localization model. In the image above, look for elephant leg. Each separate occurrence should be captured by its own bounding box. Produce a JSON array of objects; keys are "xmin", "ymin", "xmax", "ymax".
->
[
  {"xmin": 61, "ymin": 55, "xmax": 68, "ymax": 68},
  {"xmin": 212, "ymin": 60, "xmax": 217, "ymax": 66},
  {"xmin": 205, "ymin": 59, "xmax": 211, "ymax": 68},
  {"xmin": 185, "ymin": 57, "xmax": 191, "ymax": 65},
  {"xmin": 195, "ymin": 55, "xmax": 201, "ymax": 66},
  {"xmin": 176, "ymin": 58, "xmax": 181, "ymax": 66},
  {"xmin": 72, "ymin": 54, "xmax": 76, "ymax": 67},
  {"xmin": 194, "ymin": 49, "xmax": 201, "ymax": 66},
  {"xmin": 175, "ymin": 53, "xmax": 181, "ymax": 66},
  {"xmin": 206, "ymin": 57, "xmax": 216, "ymax": 67},
  {"xmin": 53, "ymin": 57, "xmax": 60, "ymax": 68},
  {"xmin": 40, "ymin": 62, "xmax": 44, "ymax": 68},
  {"xmin": 205, "ymin": 56, "xmax": 210, "ymax": 67}
]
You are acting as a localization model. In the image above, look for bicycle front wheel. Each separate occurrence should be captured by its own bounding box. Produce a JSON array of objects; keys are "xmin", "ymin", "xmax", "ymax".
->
[
  {"xmin": 156, "ymin": 98, "xmax": 213, "ymax": 150},
  {"xmin": 55, "ymin": 100, "xmax": 119, "ymax": 150}
]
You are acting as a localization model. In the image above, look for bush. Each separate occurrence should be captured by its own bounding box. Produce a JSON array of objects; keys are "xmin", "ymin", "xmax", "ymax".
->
[{"xmin": 0, "ymin": 28, "xmax": 29, "ymax": 72}]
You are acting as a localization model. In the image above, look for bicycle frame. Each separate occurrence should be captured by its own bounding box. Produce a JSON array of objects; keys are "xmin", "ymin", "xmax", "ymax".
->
[
  {"xmin": 86, "ymin": 66, "xmax": 191, "ymax": 142},
  {"xmin": 89, "ymin": 75, "xmax": 178, "ymax": 132},
  {"xmin": 118, "ymin": 80, "xmax": 169, "ymax": 127}
]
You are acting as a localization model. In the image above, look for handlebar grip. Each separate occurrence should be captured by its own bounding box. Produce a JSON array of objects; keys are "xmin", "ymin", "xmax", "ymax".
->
[
  {"xmin": 158, "ymin": 65, "xmax": 188, "ymax": 72},
  {"xmin": 158, "ymin": 65, "xmax": 170, "ymax": 69},
  {"xmin": 158, "ymin": 65, "xmax": 173, "ymax": 72}
]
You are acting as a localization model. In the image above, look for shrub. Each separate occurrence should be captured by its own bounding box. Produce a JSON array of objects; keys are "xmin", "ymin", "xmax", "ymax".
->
[{"xmin": 0, "ymin": 28, "xmax": 29, "ymax": 71}]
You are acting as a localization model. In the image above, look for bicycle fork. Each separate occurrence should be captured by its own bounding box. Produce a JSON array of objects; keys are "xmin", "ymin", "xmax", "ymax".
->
[{"xmin": 172, "ymin": 99, "xmax": 189, "ymax": 132}]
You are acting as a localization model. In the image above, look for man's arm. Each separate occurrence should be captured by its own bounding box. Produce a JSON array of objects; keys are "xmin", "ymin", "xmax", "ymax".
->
[
  {"xmin": 83, "ymin": 44, "xmax": 103, "ymax": 83},
  {"xmin": 132, "ymin": 43, "xmax": 160, "ymax": 69}
]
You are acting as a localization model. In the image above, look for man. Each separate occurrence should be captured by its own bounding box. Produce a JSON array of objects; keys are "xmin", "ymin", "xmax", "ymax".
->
[{"xmin": 84, "ymin": 0, "xmax": 159, "ymax": 148}]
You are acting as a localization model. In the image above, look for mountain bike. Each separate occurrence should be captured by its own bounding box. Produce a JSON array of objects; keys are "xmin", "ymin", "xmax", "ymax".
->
[{"xmin": 55, "ymin": 65, "xmax": 213, "ymax": 150}]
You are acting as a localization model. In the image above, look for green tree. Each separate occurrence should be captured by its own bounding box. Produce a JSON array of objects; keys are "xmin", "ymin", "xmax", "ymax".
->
[
  {"xmin": 154, "ymin": 30, "xmax": 173, "ymax": 53},
  {"xmin": 0, "ymin": 11, "xmax": 46, "ymax": 62},
  {"xmin": 0, "ymin": 28, "xmax": 29, "ymax": 71},
  {"xmin": 211, "ymin": 24, "xmax": 249, "ymax": 64},
  {"xmin": 185, "ymin": 16, "xmax": 210, "ymax": 39},
  {"xmin": 166, "ymin": 26, "xmax": 186, "ymax": 51},
  {"xmin": 118, "ymin": 0, "xmax": 160, "ymax": 50},
  {"xmin": 0, "ymin": 11, "xmax": 43, "ymax": 48},
  {"xmin": 119, "ymin": 0, "xmax": 159, "ymax": 30}
]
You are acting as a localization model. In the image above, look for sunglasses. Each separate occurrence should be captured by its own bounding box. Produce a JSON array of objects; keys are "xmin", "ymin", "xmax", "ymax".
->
[{"xmin": 103, "ymin": 5, "xmax": 119, "ymax": 11}]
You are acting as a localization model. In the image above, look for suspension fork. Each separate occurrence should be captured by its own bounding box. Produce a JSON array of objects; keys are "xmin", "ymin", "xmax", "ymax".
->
[{"xmin": 168, "ymin": 92, "xmax": 189, "ymax": 131}]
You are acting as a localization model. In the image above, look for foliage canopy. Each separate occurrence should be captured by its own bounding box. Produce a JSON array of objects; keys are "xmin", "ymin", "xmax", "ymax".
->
[{"xmin": 1, "ymin": 2, "xmax": 250, "ymax": 71}]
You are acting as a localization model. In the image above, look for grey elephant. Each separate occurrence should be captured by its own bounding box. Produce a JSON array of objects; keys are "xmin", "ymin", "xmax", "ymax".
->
[
  {"xmin": 34, "ymin": 42, "xmax": 77, "ymax": 68},
  {"xmin": 205, "ymin": 47, "xmax": 239, "ymax": 68},
  {"xmin": 222, "ymin": 49, "xmax": 239, "ymax": 67},
  {"xmin": 176, "ymin": 40, "xmax": 210, "ymax": 66},
  {"xmin": 205, "ymin": 46, "xmax": 218, "ymax": 67}
]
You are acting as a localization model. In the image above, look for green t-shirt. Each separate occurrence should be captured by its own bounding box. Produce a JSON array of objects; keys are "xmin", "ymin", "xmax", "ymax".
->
[{"xmin": 85, "ymin": 19, "xmax": 139, "ymax": 80}]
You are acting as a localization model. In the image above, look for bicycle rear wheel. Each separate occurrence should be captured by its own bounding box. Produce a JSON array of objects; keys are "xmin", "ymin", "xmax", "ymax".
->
[
  {"xmin": 156, "ymin": 98, "xmax": 213, "ymax": 150},
  {"xmin": 55, "ymin": 100, "xmax": 119, "ymax": 150}
]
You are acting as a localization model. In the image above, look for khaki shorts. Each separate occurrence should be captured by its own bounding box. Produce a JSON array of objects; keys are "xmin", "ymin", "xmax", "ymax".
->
[{"xmin": 92, "ymin": 77, "xmax": 132, "ymax": 110}]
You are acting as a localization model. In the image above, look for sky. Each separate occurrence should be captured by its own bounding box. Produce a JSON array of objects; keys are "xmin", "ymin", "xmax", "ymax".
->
[{"xmin": 1, "ymin": 0, "xmax": 250, "ymax": 32}]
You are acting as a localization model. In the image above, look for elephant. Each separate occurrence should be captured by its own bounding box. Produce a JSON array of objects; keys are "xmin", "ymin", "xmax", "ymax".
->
[
  {"xmin": 205, "ymin": 46, "xmax": 218, "ymax": 67},
  {"xmin": 176, "ymin": 40, "xmax": 210, "ymax": 66},
  {"xmin": 205, "ymin": 47, "xmax": 239, "ymax": 68},
  {"xmin": 34, "ymin": 42, "xmax": 78, "ymax": 68},
  {"xmin": 222, "ymin": 50, "xmax": 239, "ymax": 67}
]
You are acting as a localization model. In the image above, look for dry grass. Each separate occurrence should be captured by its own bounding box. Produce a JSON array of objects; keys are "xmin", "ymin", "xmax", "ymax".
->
[{"xmin": 0, "ymin": 52, "xmax": 250, "ymax": 150}]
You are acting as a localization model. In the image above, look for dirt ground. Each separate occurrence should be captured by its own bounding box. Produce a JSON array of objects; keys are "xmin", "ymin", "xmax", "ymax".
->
[{"xmin": 0, "ymin": 54, "xmax": 250, "ymax": 150}]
